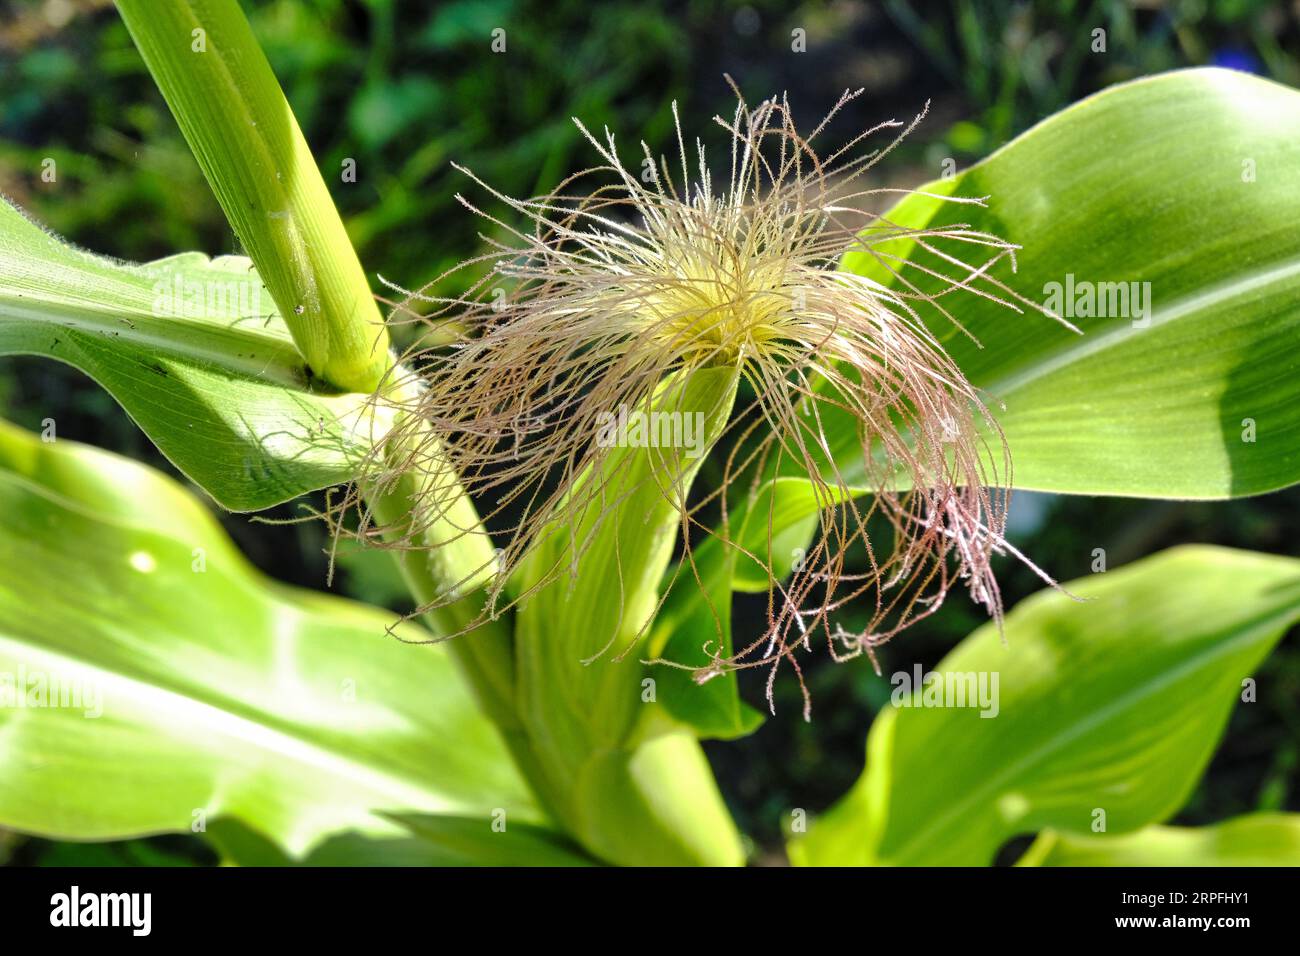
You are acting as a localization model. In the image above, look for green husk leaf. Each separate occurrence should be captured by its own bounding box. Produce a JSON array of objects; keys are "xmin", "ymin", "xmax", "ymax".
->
[{"xmin": 513, "ymin": 367, "xmax": 746, "ymax": 865}]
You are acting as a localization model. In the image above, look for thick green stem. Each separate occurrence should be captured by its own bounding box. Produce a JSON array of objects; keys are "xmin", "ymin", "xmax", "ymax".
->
[{"xmin": 117, "ymin": 0, "xmax": 389, "ymax": 392}]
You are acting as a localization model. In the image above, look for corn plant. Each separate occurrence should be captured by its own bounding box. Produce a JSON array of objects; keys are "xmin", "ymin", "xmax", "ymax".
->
[{"xmin": 1, "ymin": 1, "xmax": 1298, "ymax": 867}]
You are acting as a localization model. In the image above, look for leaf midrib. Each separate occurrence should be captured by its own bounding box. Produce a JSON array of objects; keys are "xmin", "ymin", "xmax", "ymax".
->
[
  {"xmin": 1, "ymin": 298, "xmax": 307, "ymax": 388},
  {"xmin": 979, "ymin": 255, "xmax": 1300, "ymax": 401}
]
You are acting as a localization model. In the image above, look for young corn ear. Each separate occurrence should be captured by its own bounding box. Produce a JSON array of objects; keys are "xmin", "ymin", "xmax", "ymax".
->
[
  {"xmin": 355, "ymin": 371, "xmax": 745, "ymax": 865},
  {"xmin": 364, "ymin": 82, "xmax": 1067, "ymax": 717},
  {"xmin": 512, "ymin": 367, "xmax": 743, "ymax": 865}
]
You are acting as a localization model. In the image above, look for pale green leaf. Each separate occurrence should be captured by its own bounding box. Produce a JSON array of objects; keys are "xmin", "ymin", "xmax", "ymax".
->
[
  {"xmin": 0, "ymin": 199, "xmax": 380, "ymax": 511},
  {"xmin": 836, "ymin": 67, "xmax": 1300, "ymax": 499},
  {"xmin": 207, "ymin": 813, "xmax": 596, "ymax": 867},
  {"xmin": 791, "ymin": 546, "xmax": 1300, "ymax": 866},
  {"xmin": 1019, "ymin": 813, "xmax": 1300, "ymax": 867},
  {"xmin": 0, "ymin": 419, "xmax": 547, "ymax": 860}
]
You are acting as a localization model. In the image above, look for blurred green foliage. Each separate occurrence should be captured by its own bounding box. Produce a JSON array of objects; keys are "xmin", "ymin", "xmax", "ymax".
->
[{"xmin": 1, "ymin": 0, "xmax": 1296, "ymax": 864}]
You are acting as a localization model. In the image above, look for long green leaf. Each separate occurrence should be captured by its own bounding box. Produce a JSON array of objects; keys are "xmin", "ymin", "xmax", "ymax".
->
[
  {"xmin": 207, "ymin": 814, "xmax": 595, "ymax": 867},
  {"xmin": 1018, "ymin": 814, "xmax": 1300, "ymax": 867},
  {"xmin": 790, "ymin": 546, "xmax": 1300, "ymax": 866},
  {"xmin": 837, "ymin": 67, "xmax": 1300, "ymax": 499},
  {"xmin": 0, "ymin": 420, "xmax": 552, "ymax": 860},
  {"xmin": 0, "ymin": 199, "xmax": 376, "ymax": 510}
]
